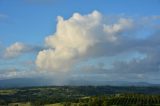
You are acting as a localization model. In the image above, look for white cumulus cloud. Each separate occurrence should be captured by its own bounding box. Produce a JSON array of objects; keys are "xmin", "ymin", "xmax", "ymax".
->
[
  {"xmin": 4, "ymin": 42, "xmax": 43, "ymax": 59},
  {"xmin": 36, "ymin": 11, "xmax": 134, "ymax": 72},
  {"xmin": 4, "ymin": 42, "xmax": 28, "ymax": 58}
]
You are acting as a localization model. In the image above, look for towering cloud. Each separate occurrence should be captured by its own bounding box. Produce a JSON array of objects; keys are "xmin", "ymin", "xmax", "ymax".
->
[
  {"xmin": 36, "ymin": 11, "xmax": 134, "ymax": 72},
  {"xmin": 0, "ymin": 11, "xmax": 159, "ymax": 83}
]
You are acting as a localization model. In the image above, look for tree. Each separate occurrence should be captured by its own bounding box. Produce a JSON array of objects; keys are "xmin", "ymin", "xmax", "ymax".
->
[{"xmin": 102, "ymin": 101, "xmax": 107, "ymax": 106}]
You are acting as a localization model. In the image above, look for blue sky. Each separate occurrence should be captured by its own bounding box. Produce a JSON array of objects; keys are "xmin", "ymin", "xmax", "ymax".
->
[
  {"xmin": 0, "ymin": 0, "xmax": 159, "ymax": 45},
  {"xmin": 0, "ymin": 0, "xmax": 160, "ymax": 85}
]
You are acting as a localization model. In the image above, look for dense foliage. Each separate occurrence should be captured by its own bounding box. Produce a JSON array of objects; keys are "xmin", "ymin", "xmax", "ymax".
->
[
  {"xmin": 1, "ymin": 86, "xmax": 160, "ymax": 106},
  {"xmin": 63, "ymin": 94, "xmax": 160, "ymax": 106}
]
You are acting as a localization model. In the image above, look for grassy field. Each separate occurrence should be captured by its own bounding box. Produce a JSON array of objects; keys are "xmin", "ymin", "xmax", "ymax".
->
[
  {"xmin": 45, "ymin": 103, "xmax": 63, "ymax": 106},
  {"xmin": 8, "ymin": 103, "xmax": 69, "ymax": 106},
  {"xmin": 8, "ymin": 102, "xmax": 30, "ymax": 106},
  {"xmin": 0, "ymin": 89, "xmax": 17, "ymax": 95},
  {"xmin": 1, "ymin": 86, "xmax": 160, "ymax": 106}
]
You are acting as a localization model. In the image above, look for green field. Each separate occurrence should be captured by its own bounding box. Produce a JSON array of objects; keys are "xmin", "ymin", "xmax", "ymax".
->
[
  {"xmin": 0, "ymin": 89, "xmax": 17, "ymax": 95},
  {"xmin": 8, "ymin": 103, "xmax": 63, "ymax": 106},
  {"xmin": 45, "ymin": 103, "xmax": 63, "ymax": 106},
  {"xmin": 8, "ymin": 103, "xmax": 30, "ymax": 106},
  {"xmin": 1, "ymin": 86, "xmax": 160, "ymax": 106}
]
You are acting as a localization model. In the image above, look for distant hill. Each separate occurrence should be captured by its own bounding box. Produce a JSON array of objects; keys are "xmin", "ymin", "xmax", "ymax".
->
[
  {"xmin": 67, "ymin": 79, "xmax": 156, "ymax": 86},
  {"xmin": 0, "ymin": 78, "xmax": 51, "ymax": 88},
  {"xmin": 0, "ymin": 78, "xmax": 159, "ymax": 88}
]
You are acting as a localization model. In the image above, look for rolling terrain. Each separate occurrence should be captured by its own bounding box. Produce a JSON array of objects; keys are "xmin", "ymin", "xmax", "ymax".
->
[{"xmin": 1, "ymin": 86, "xmax": 160, "ymax": 106}]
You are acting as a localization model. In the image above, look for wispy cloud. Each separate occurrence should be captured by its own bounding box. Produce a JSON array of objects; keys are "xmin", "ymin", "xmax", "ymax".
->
[
  {"xmin": 25, "ymin": 0, "xmax": 62, "ymax": 4},
  {"xmin": 3, "ymin": 42, "xmax": 43, "ymax": 59},
  {"xmin": 0, "ymin": 14, "xmax": 8, "ymax": 22},
  {"xmin": 0, "ymin": 68, "xmax": 39, "ymax": 80},
  {"xmin": 0, "ymin": 14, "xmax": 8, "ymax": 19}
]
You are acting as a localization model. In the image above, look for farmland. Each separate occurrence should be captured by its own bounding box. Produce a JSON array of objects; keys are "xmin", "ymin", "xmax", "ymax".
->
[{"xmin": 1, "ymin": 86, "xmax": 160, "ymax": 106}]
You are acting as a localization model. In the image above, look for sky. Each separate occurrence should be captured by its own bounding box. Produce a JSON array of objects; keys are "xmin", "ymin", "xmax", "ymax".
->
[{"xmin": 0, "ymin": 0, "xmax": 160, "ymax": 86}]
